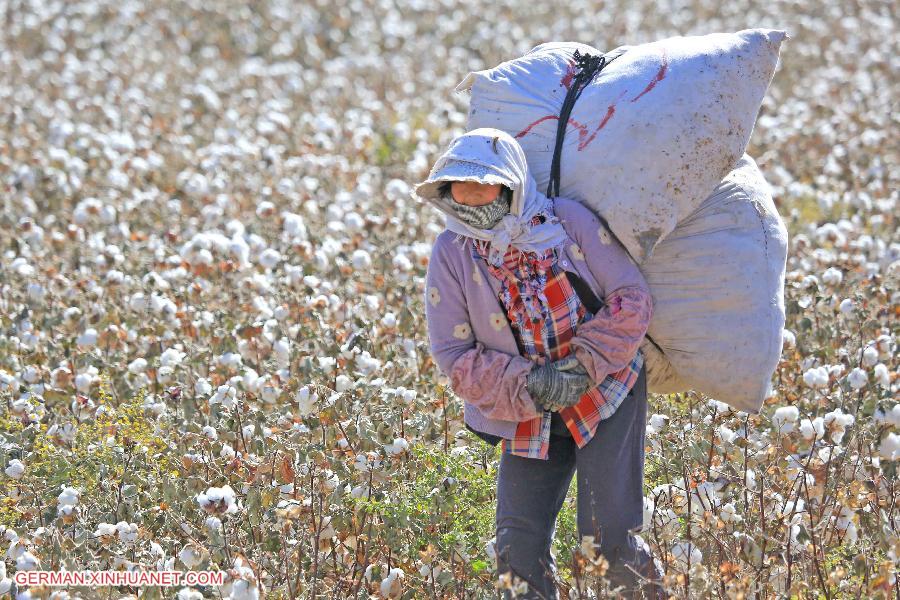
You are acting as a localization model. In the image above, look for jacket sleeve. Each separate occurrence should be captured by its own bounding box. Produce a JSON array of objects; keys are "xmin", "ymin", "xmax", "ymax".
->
[
  {"xmin": 560, "ymin": 200, "xmax": 654, "ymax": 384},
  {"xmin": 424, "ymin": 235, "xmax": 543, "ymax": 422}
]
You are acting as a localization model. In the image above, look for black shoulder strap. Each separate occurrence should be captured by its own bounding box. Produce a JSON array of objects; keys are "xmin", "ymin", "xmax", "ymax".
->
[
  {"xmin": 546, "ymin": 48, "xmax": 621, "ymax": 199},
  {"xmin": 565, "ymin": 270, "xmax": 605, "ymax": 315}
]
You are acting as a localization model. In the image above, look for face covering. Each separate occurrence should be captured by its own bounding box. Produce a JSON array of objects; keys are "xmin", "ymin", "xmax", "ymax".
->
[{"xmin": 443, "ymin": 186, "xmax": 512, "ymax": 230}]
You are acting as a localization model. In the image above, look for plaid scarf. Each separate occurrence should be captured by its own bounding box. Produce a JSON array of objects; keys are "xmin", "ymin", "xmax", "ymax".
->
[
  {"xmin": 471, "ymin": 228, "xmax": 644, "ymax": 460},
  {"xmin": 473, "ymin": 246, "xmax": 557, "ymax": 335}
]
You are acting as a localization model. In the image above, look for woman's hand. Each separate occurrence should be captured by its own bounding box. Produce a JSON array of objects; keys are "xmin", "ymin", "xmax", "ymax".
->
[
  {"xmin": 551, "ymin": 354, "xmax": 591, "ymax": 379},
  {"xmin": 526, "ymin": 358, "xmax": 595, "ymax": 412}
]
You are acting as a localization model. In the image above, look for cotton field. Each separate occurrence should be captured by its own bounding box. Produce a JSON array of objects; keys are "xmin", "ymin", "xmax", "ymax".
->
[{"xmin": 0, "ymin": 0, "xmax": 897, "ymax": 599}]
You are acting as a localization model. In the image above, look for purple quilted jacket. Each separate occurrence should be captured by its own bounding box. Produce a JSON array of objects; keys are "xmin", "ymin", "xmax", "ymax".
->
[{"xmin": 424, "ymin": 196, "xmax": 653, "ymax": 441}]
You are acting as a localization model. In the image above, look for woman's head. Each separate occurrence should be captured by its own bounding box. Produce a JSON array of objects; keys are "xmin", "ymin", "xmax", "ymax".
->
[
  {"xmin": 438, "ymin": 181, "xmax": 512, "ymax": 230},
  {"xmin": 439, "ymin": 181, "xmax": 502, "ymax": 206}
]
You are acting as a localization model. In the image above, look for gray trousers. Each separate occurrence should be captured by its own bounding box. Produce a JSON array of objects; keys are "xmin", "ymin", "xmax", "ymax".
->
[{"xmin": 495, "ymin": 365, "xmax": 650, "ymax": 599}]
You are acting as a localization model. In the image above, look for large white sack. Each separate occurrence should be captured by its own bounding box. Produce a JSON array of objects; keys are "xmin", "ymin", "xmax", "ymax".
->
[
  {"xmin": 639, "ymin": 154, "xmax": 788, "ymax": 412},
  {"xmin": 457, "ymin": 29, "xmax": 787, "ymax": 263}
]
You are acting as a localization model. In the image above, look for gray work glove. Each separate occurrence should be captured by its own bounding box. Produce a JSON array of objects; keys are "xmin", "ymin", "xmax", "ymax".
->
[
  {"xmin": 526, "ymin": 355, "xmax": 595, "ymax": 412},
  {"xmin": 553, "ymin": 354, "xmax": 591, "ymax": 379}
]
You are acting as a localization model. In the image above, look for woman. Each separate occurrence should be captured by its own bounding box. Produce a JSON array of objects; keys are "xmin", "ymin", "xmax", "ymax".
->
[{"xmin": 415, "ymin": 128, "xmax": 667, "ymax": 599}]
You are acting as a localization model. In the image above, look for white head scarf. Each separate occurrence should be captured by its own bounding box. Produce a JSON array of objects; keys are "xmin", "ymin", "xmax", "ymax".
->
[{"xmin": 412, "ymin": 128, "xmax": 569, "ymax": 267}]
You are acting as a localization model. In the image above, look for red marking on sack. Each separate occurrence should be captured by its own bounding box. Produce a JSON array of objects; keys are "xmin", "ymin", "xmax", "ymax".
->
[
  {"xmin": 631, "ymin": 48, "xmax": 668, "ymax": 102},
  {"xmin": 560, "ymin": 59, "xmax": 577, "ymax": 90},
  {"xmin": 575, "ymin": 105, "xmax": 614, "ymax": 150},
  {"xmin": 514, "ymin": 90, "xmax": 628, "ymax": 150},
  {"xmin": 574, "ymin": 89, "xmax": 627, "ymax": 150},
  {"xmin": 514, "ymin": 115, "xmax": 562, "ymax": 139}
]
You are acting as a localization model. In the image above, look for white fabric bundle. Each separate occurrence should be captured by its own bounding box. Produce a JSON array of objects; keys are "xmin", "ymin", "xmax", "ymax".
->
[
  {"xmin": 457, "ymin": 29, "xmax": 789, "ymax": 412},
  {"xmin": 639, "ymin": 154, "xmax": 788, "ymax": 412}
]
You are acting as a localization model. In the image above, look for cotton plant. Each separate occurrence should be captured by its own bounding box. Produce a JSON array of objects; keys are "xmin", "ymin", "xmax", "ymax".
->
[
  {"xmin": 196, "ymin": 485, "xmax": 240, "ymax": 516},
  {"xmin": 57, "ymin": 486, "xmax": 80, "ymax": 523},
  {"xmin": 772, "ymin": 405, "xmax": 800, "ymax": 434}
]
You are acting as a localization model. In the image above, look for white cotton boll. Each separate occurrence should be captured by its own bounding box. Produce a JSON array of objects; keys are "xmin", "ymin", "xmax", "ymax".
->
[
  {"xmin": 385, "ymin": 179, "xmax": 410, "ymax": 201},
  {"xmin": 691, "ymin": 481, "xmax": 722, "ymax": 513},
  {"xmin": 22, "ymin": 366, "xmax": 40, "ymax": 384},
  {"xmin": 781, "ymin": 329, "xmax": 796, "ymax": 350},
  {"xmin": 384, "ymin": 438, "xmax": 409, "ymax": 455},
  {"xmin": 274, "ymin": 338, "xmax": 291, "ymax": 366},
  {"xmin": 178, "ymin": 545, "xmax": 203, "ymax": 569},
  {"xmin": 834, "ymin": 505, "xmax": 855, "ymax": 532},
  {"xmin": 828, "ymin": 364, "xmax": 845, "ymax": 379},
  {"xmin": 242, "ymin": 369, "xmax": 260, "ymax": 392},
  {"xmin": 877, "ymin": 433, "xmax": 900, "ymax": 461},
  {"xmin": 204, "ymin": 516, "xmax": 223, "ymax": 534},
  {"xmin": 745, "ymin": 468, "xmax": 757, "ymax": 490},
  {"xmin": 822, "ymin": 267, "xmax": 843, "ymax": 286},
  {"xmin": 381, "ymin": 312, "xmax": 397, "ymax": 327},
  {"xmin": 76, "ymin": 328, "xmax": 98, "ymax": 347},
  {"xmin": 799, "ymin": 417, "xmax": 825, "ymax": 441},
  {"xmin": 874, "ymin": 364, "xmax": 891, "ymax": 388},
  {"xmin": 260, "ymin": 381, "xmax": 281, "ymax": 404},
  {"xmin": 10, "ymin": 258, "xmax": 34, "ymax": 277},
  {"xmin": 256, "ymin": 200, "xmax": 276, "ymax": 217},
  {"xmin": 196, "ymin": 485, "xmax": 239, "ymax": 515},
  {"xmin": 647, "ymin": 414, "xmax": 669, "ymax": 435},
  {"xmin": 74, "ymin": 373, "xmax": 93, "ymax": 393},
  {"xmin": 839, "ymin": 298, "xmax": 854, "ymax": 314},
  {"xmin": 355, "ymin": 351, "xmax": 382, "ymax": 376},
  {"xmin": 195, "ymin": 377, "xmax": 213, "ymax": 396},
  {"xmin": 840, "ymin": 520, "xmax": 858, "ymax": 545},
  {"xmin": 875, "ymin": 334, "xmax": 895, "ymax": 359},
  {"xmin": 847, "ymin": 368, "xmax": 868, "ymax": 390},
  {"xmin": 318, "ymin": 356, "xmax": 336, "ymax": 374},
  {"xmin": 16, "ymin": 550, "xmax": 40, "ymax": 571},
  {"xmin": 772, "ymin": 406, "xmax": 799, "ymax": 434},
  {"xmin": 258, "ymin": 248, "xmax": 281, "ymax": 270},
  {"xmin": 718, "ymin": 424, "xmax": 737, "ymax": 444},
  {"xmin": 393, "ymin": 253, "xmax": 413, "ymax": 273},
  {"xmin": 202, "ymin": 426, "xmax": 218, "ymax": 441},
  {"xmin": 296, "ymin": 385, "xmax": 318, "ymax": 416},
  {"xmin": 159, "ymin": 348, "xmax": 186, "ymax": 368},
  {"xmin": 229, "ymin": 237, "xmax": 250, "ymax": 266},
  {"xmin": 5, "ymin": 459, "xmax": 25, "ymax": 480},
  {"xmin": 344, "ymin": 212, "xmax": 365, "ymax": 232},
  {"xmin": 218, "ymin": 352, "xmax": 243, "ymax": 370},
  {"xmin": 720, "ymin": 502, "xmax": 743, "ymax": 524},
  {"xmin": 380, "ymin": 567, "xmax": 405, "ymax": 599},
  {"xmin": 27, "ymin": 283, "xmax": 45, "ymax": 301},
  {"xmin": 672, "ymin": 542, "xmax": 702, "ymax": 569},
  {"xmin": 106, "ymin": 270, "xmax": 125, "ymax": 284},
  {"xmin": 823, "ymin": 408, "xmax": 854, "ymax": 443},
  {"xmin": 208, "ymin": 385, "xmax": 238, "ymax": 409},
  {"xmin": 283, "ymin": 212, "xmax": 308, "ymax": 241},
  {"xmin": 58, "ymin": 485, "xmax": 80, "ymax": 508},
  {"xmin": 335, "ymin": 375, "xmax": 352, "ymax": 392},
  {"xmin": 400, "ymin": 388, "xmax": 417, "ymax": 404},
  {"xmin": 351, "ymin": 249, "xmax": 372, "ymax": 270},
  {"xmin": 862, "ymin": 346, "xmax": 880, "ymax": 367},
  {"xmin": 116, "ymin": 522, "xmax": 139, "ymax": 543},
  {"xmin": 642, "ymin": 497, "xmax": 655, "ymax": 530},
  {"xmin": 802, "ymin": 366, "xmax": 829, "ymax": 388},
  {"xmin": 708, "ymin": 399, "xmax": 731, "ymax": 414},
  {"xmin": 874, "ymin": 404, "xmax": 900, "ymax": 427},
  {"xmin": 129, "ymin": 292, "xmax": 149, "ymax": 312}
]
